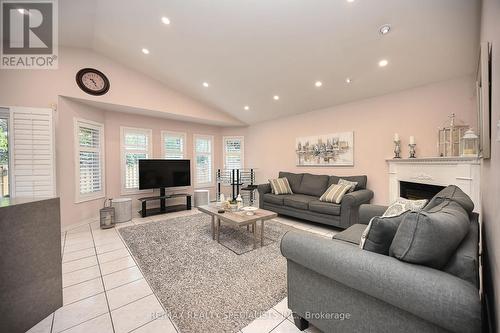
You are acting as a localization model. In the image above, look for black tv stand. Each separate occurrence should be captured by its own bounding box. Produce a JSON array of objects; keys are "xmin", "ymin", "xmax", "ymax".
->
[{"xmin": 138, "ymin": 188, "xmax": 191, "ymax": 218}]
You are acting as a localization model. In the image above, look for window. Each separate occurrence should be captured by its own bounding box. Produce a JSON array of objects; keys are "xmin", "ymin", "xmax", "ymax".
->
[
  {"xmin": 0, "ymin": 108, "xmax": 9, "ymax": 198},
  {"xmin": 121, "ymin": 127, "xmax": 152, "ymax": 192},
  {"xmin": 194, "ymin": 134, "xmax": 213, "ymax": 187},
  {"xmin": 223, "ymin": 136, "xmax": 244, "ymax": 170},
  {"xmin": 75, "ymin": 119, "xmax": 104, "ymax": 202},
  {"xmin": 161, "ymin": 131, "xmax": 186, "ymax": 159}
]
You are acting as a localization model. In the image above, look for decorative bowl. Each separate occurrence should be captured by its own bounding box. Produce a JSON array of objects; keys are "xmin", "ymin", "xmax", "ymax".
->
[{"xmin": 241, "ymin": 206, "xmax": 258, "ymax": 216}]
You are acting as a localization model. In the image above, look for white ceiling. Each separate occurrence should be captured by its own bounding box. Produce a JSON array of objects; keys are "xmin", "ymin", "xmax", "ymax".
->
[{"xmin": 60, "ymin": 0, "xmax": 481, "ymax": 125}]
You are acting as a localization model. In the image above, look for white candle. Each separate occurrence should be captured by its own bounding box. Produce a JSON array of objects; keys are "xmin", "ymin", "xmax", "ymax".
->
[
  {"xmin": 394, "ymin": 133, "xmax": 400, "ymax": 141},
  {"xmin": 409, "ymin": 136, "xmax": 415, "ymax": 145}
]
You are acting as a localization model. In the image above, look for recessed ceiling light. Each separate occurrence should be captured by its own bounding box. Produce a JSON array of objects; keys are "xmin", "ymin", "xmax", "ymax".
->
[
  {"xmin": 347, "ymin": 0, "xmax": 355, "ymax": 2},
  {"xmin": 378, "ymin": 59, "xmax": 388, "ymax": 67},
  {"xmin": 315, "ymin": 81, "xmax": 323, "ymax": 87},
  {"xmin": 345, "ymin": 77, "xmax": 352, "ymax": 84},
  {"xmin": 141, "ymin": 48, "xmax": 150, "ymax": 54},
  {"xmin": 379, "ymin": 24, "xmax": 391, "ymax": 35},
  {"xmin": 202, "ymin": 82, "xmax": 209, "ymax": 88},
  {"xmin": 161, "ymin": 17, "xmax": 170, "ymax": 25},
  {"xmin": 273, "ymin": 95, "xmax": 280, "ymax": 100},
  {"xmin": 244, "ymin": 106, "xmax": 250, "ymax": 110}
]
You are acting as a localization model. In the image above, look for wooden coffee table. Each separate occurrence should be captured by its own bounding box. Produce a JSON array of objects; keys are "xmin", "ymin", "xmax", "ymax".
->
[{"xmin": 198, "ymin": 205, "xmax": 278, "ymax": 249}]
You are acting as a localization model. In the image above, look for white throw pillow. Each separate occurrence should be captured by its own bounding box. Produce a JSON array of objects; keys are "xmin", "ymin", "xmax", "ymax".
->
[
  {"xmin": 382, "ymin": 197, "xmax": 428, "ymax": 217},
  {"xmin": 338, "ymin": 179, "xmax": 358, "ymax": 193},
  {"xmin": 359, "ymin": 198, "xmax": 428, "ymax": 249}
]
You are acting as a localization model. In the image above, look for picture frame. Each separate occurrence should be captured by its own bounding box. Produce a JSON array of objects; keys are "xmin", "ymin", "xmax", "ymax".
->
[
  {"xmin": 296, "ymin": 132, "xmax": 354, "ymax": 166},
  {"xmin": 477, "ymin": 42, "xmax": 492, "ymax": 159}
]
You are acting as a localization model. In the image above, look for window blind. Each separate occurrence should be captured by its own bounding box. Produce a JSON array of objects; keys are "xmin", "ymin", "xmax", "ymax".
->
[
  {"xmin": 76, "ymin": 120, "xmax": 104, "ymax": 200},
  {"xmin": 10, "ymin": 108, "xmax": 55, "ymax": 198},
  {"xmin": 162, "ymin": 132, "xmax": 185, "ymax": 159},
  {"xmin": 223, "ymin": 137, "xmax": 244, "ymax": 170},
  {"xmin": 121, "ymin": 128, "xmax": 151, "ymax": 191},
  {"xmin": 194, "ymin": 135, "xmax": 213, "ymax": 186}
]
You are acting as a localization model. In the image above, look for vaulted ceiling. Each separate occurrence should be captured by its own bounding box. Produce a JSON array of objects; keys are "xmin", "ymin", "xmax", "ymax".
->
[{"xmin": 60, "ymin": 0, "xmax": 481, "ymax": 125}]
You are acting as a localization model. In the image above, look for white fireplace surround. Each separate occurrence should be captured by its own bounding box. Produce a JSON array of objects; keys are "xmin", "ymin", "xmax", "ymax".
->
[{"xmin": 387, "ymin": 157, "xmax": 481, "ymax": 214}]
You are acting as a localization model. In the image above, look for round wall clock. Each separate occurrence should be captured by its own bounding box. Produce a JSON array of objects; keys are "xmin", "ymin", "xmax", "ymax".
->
[{"xmin": 76, "ymin": 68, "xmax": 110, "ymax": 96}]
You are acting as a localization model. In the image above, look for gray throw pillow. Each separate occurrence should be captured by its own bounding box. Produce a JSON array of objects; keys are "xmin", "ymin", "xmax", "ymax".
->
[
  {"xmin": 426, "ymin": 185, "xmax": 474, "ymax": 215},
  {"xmin": 360, "ymin": 213, "xmax": 407, "ymax": 255},
  {"xmin": 389, "ymin": 200, "xmax": 470, "ymax": 269}
]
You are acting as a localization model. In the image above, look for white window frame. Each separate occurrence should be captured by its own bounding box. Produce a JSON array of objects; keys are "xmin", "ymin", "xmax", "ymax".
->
[
  {"xmin": 120, "ymin": 127, "xmax": 153, "ymax": 195},
  {"xmin": 161, "ymin": 130, "xmax": 187, "ymax": 159},
  {"xmin": 223, "ymin": 136, "xmax": 244, "ymax": 170},
  {"xmin": 193, "ymin": 134, "xmax": 214, "ymax": 188},
  {"xmin": 74, "ymin": 118, "xmax": 105, "ymax": 203}
]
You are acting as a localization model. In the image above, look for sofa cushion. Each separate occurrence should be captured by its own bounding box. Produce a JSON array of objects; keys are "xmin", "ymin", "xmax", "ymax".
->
[
  {"xmin": 263, "ymin": 193, "xmax": 289, "ymax": 206},
  {"xmin": 309, "ymin": 200, "xmax": 341, "ymax": 215},
  {"xmin": 333, "ymin": 224, "xmax": 366, "ymax": 245},
  {"xmin": 283, "ymin": 194, "xmax": 317, "ymax": 210},
  {"xmin": 443, "ymin": 215, "xmax": 479, "ymax": 287},
  {"xmin": 383, "ymin": 198, "xmax": 428, "ymax": 217},
  {"xmin": 297, "ymin": 173, "xmax": 329, "ymax": 197},
  {"xmin": 328, "ymin": 175, "xmax": 367, "ymax": 190},
  {"xmin": 426, "ymin": 185, "xmax": 474, "ymax": 215},
  {"xmin": 269, "ymin": 178, "xmax": 293, "ymax": 195},
  {"xmin": 319, "ymin": 183, "xmax": 352, "ymax": 204},
  {"xmin": 360, "ymin": 213, "xmax": 407, "ymax": 255},
  {"xmin": 278, "ymin": 172, "xmax": 304, "ymax": 193},
  {"xmin": 390, "ymin": 200, "xmax": 470, "ymax": 269},
  {"xmin": 338, "ymin": 179, "xmax": 357, "ymax": 193}
]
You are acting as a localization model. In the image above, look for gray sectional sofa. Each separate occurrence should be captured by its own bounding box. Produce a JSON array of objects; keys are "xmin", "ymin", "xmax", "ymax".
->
[
  {"xmin": 257, "ymin": 172, "xmax": 373, "ymax": 229},
  {"xmin": 281, "ymin": 189, "xmax": 481, "ymax": 333}
]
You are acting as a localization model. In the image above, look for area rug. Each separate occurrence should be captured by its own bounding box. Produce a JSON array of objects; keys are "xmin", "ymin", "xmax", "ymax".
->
[{"xmin": 119, "ymin": 213, "xmax": 293, "ymax": 333}]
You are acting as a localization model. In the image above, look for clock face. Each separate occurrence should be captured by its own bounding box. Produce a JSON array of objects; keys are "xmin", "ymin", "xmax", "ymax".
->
[
  {"xmin": 82, "ymin": 72, "xmax": 106, "ymax": 91},
  {"xmin": 76, "ymin": 68, "xmax": 110, "ymax": 96}
]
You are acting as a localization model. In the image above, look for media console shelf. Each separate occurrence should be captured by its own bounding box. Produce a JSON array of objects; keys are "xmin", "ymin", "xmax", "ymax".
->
[{"xmin": 138, "ymin": 190, "xmax": 191, "ymax": 218}]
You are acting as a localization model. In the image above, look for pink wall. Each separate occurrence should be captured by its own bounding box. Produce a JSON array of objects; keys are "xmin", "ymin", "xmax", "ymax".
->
[
  {"xmin": 57, "ymin": 98, "xmax": 106, "ymax": 225},
  {"xmin": 0, "ymin": 47, "xmax": 236, "ymax": 227},
  {"xmin": 57, "ymin": 97, "xmax": 224, "ymax": 228},
  {"xmin": 480, "ymin": 0, "xmax": 500, "ymax": 329},
  {"xmin": 0, "ymin": 47, "xmax": 242, "ymax": 127},
  {"xmin": 226, "ymin": 76, "xmax": 477, "ymax": 204}
]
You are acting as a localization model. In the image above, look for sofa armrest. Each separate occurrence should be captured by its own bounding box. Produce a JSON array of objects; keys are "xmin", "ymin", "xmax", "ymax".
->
[
  {"xmin": 281, "ymin": 231, "xmax": 481, "ymax": 333},
  {"xmin": 339, "ymin": 189, "xmax": 374, "ymax": 228},
  {"xmin": 257, "ymin": 183, "xmax": 271, "ymax": 208},
  {"xmin": 257, "ymin": 183, "xmax": 271, "ymax": 195},
  {"xmin": 358, "ymin": 204, "xmax": 388, "ymax": 225}
]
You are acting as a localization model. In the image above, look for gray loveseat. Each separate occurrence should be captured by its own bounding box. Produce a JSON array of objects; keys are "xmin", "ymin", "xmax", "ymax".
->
[
  {"xmin": 281, "ymin": 199, "xmax": 481, "ymax": 332},
  {"xmin": 257, "ymin": 172, "xmax": 373, "ymax": 229}
]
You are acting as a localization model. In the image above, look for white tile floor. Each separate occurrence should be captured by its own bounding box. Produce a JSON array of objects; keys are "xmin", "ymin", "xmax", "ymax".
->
[{"xmin": 26, "ymin": 209, "xmax": 338, "ymax": 333}]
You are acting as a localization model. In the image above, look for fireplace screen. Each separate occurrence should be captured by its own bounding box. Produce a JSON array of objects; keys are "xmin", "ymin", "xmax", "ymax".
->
[{"xmin": 399, "ymin": 181, "xmax": 445, "ymax": 201}]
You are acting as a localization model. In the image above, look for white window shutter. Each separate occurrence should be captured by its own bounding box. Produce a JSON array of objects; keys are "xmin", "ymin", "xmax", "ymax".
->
[
  {"xmin": 194, "ymin": 135, "xmax": 213, "ymax": 187},
  {"xmin": 10, "ymin": 108, "xmax": 55, "ymax": 198},
  {"xmin": 223, "ymin": 137, "xmax": 244, "ymax": 170}
]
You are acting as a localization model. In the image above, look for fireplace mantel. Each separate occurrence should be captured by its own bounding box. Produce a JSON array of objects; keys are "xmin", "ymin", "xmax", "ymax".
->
[{"xmin": 386, "ymin": 156, "xmax": 481, "ymax": 213}]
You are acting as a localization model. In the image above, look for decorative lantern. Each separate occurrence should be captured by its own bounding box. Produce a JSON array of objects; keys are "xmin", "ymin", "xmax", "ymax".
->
[
  {"xmin": 438, "ymin": 113, "xmax": 469, "ymax": 157},
  {"xmin": 460, "ymin": 129, "xmax": 479, "ymax": 157},
  {"xmin": 100, "ymin": 198, "xmax": 115, "ymax": 229}
]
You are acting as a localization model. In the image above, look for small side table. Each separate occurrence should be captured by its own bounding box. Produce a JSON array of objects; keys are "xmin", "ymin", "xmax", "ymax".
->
[
  {"xmin": 112, "ymin": 198, "xmax": 132, "ymax": 223},
  {"xmin": 194, "ymin": 189, "xmax": 210, "ymax": 207}
]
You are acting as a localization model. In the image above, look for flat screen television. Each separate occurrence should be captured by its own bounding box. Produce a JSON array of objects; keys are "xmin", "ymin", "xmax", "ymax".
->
[{"xmin": 139, "ymin": 159, "xmax": 191, "ymax": 190}]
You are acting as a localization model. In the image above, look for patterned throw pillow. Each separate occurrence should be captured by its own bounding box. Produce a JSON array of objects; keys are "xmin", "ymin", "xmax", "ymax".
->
[
  {"xmin": 269, "ymin": 178, "xmax": 293, "ymax": 195},
  {"xmin": 382, "ymin": 197, "xmax": 428, "ymax": 217},
  {"xmin": 319, "ymin": 183, "xmax": 352, "ymax": 204},
  {"xmin": 338, "ymin": 179, "xmax": 358, "ymax": 193}
]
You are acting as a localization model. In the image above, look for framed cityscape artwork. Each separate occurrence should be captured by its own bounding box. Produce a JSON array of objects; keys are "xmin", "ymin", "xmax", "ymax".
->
[{"xmin": 296, "ymin": 132, "xmax": 354, "ymax": 166}]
